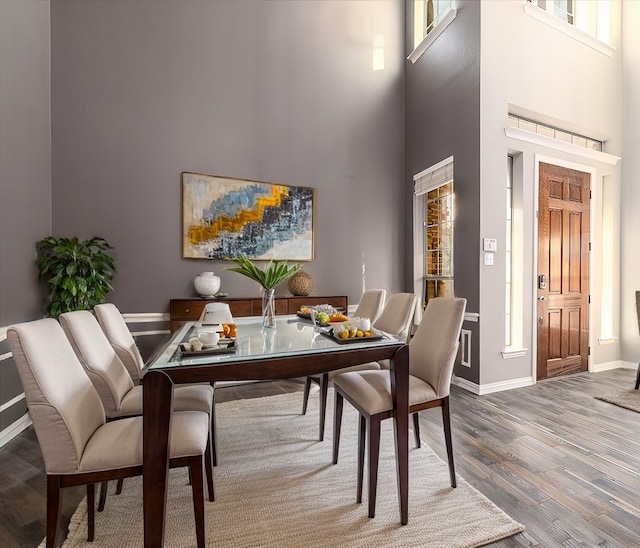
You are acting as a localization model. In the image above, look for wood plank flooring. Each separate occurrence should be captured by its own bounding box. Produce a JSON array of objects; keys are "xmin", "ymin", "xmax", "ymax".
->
[{"xmin": 1, "ymin": 370, "xmax": 638, "ymax": 547}]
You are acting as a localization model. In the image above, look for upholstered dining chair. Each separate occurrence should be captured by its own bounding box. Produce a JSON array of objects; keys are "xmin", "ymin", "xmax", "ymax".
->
[
  {"xmin": 332, "ymin": 297, "xmax": 466, "ymax": 518},
  {"xmin": 59, "ymin": 309, "xmax": 215, "ymax": 504},
  {"xmin": 7, "ymin": 318, "xmax": 209, "ymax": 548},
  {"xmin": 95, "ymin": 302, "xmax": 220, "ymax": 467},
  {"xmin": 302, "ymin": 291, "xmax": 416, "ymax": 441}
]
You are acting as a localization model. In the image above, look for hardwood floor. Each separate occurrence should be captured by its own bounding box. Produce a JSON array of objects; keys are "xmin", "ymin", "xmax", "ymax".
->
[{"xmin": 1, "ymin": 370, "xmax": 638, "ymax": 547}]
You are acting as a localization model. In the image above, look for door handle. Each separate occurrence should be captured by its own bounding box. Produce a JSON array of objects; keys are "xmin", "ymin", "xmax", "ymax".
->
[{"xmin": 538, "ymin": 296, "xmax": 547, "ymax": 301}]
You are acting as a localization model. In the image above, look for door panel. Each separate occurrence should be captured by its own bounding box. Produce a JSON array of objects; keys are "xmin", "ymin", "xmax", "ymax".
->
[{"xmin": 537, "ymin": 163, "xmax": 590, "ymax": 380}]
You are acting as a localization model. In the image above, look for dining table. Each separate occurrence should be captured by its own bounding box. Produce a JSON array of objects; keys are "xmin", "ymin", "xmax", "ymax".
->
[{"xmin": 142, "ymin": 315, "xmax": 410, "ymax": 547}]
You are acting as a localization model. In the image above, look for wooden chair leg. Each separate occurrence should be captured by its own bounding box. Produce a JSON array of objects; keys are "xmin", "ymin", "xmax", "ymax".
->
[
  {"xmin": 302, "ymin": 375, "xmax": 320, "ymax": 415},
  {"xmin": 356, "ymin": 414, "xmax": 366, "ymax": 503},
  {"xmin": 87, "ymin": 484, "xmax": 95, "ymax": 542},
  {"xmin": 204, "ymin": 434, "xmax": 215, "ymax": 502},
  {"xmin": 367, "ymin": 415, "xmax": 382, "ymax": 518},
  {"xmin": 302, "ymin": 376, "xmax": 313, "ymax": 414},
  {"xmin": 98, "ymin": 480, "xmax": 109, "ymax": 511},
  {"xmin": 441, "ymin": 397, "xmax": 456, "ymax": 488},
  {"xmin": 115, "ymin": 478, "xmax": 124, "ymax": 494},
  {"xmin": 188, "ymin": 457, "xmax": 205, "ymax": 548},
  {"xmin": 332, "ymin": 391, "xmax": 344, "ymax": 464},
  {"xmin": 412, "ymin": 412, "xmax": 421, "ymax": 448},
  {"xmin": 318, "ymin": 373, "xmax": 329, "ymax": 441},
  {"xmin": 635, "ymin": 362, "xmax": 640, "ymax": 390},
  {"xmin": 211, "ymin": 384, "xmax": 218, "ymax": 466},
  {"xmin": 46, "ymin": 475, "xmax": 62, "ymax": 548}
]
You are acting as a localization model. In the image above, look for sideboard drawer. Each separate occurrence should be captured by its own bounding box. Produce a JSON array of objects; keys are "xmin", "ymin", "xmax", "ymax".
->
[{"xmin": 170, "ymin": 300, "xmax": 207, "ymax": 320}]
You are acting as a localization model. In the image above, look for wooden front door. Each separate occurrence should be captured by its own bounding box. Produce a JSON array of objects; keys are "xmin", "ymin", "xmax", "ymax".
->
[{"xmin": 537, "ymin": 162, "xmax": 590, "ymax": 380}]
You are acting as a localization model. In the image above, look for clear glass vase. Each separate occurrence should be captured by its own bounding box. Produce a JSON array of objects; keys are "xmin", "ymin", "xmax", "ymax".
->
[{"xmin": 262, "ymin": 288, "xmax": 276, "ymax": 328}]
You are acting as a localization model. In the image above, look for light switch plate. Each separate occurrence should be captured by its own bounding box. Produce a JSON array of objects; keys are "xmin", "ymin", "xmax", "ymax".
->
[
  {"xmin": 483, "ymin": 238, "xmax": 497, "ymax": 252},
  {"xmin": 484, "ymin": 252, "xmax": 494, "ymax": 266}
]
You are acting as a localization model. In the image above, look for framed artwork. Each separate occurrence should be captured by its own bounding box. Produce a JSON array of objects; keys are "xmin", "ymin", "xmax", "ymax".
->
[{"xmin": 182, "ymin": 172, "xmax": 315, "ymax": 261}]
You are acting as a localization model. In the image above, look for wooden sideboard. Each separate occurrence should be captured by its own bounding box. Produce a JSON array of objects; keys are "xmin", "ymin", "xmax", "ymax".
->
[{"xmin": 169, "ymin": 295, "xmax": 348, "ymax": 332}]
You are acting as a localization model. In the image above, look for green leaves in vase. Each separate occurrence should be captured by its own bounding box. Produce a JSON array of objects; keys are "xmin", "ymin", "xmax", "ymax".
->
[{"xmin": 227, "ymin": 254, "xmax": 301, "ymax": 291}]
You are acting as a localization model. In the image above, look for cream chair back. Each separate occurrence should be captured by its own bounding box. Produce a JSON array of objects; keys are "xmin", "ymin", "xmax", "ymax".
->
[
  {"xmin": 7, "ymin": 318, "xmax": 106, "ymax": 474},
  {"xmin": 353, "ymin": 289, "xmax": 386, "ymax": 323},
  {"xmin": 409, "ymin": 297, "xmax": 466, "ymax": 398},
  {"xmin": 373, "ymin": 293, "xmax": 418, "ymax": 342},
  {"xmin": 95, "ymin": 303, "xmax": 144, "ymax": 384},
  {"xmin": 59, "ymin": 310, "xmax": 134, "ymax": 418}
]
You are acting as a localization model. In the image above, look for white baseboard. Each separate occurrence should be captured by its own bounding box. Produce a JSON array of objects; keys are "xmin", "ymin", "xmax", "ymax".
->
[
  {"xmin": 453, "ymin": 375, "xmax": 534, "ymax": 395},
  {"xmin": 0, "ymin": 413, "xmax": 32, "ymax": 449},
  {"xmin": 592, "ymin": 360, "xmax": 637, "ymax": 372}
]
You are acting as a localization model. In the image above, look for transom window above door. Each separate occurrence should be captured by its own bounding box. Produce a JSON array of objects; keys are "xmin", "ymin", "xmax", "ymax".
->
[{"xmin": 526, "ymin": 0, "xmax": 612, "ymax": 49}]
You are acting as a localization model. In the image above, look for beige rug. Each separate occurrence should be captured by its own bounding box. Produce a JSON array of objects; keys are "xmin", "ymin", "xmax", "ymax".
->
[
  {"xmin": 595, "ymin": 387, "xmax": 640, "ymax": 412},
  {"xmin": 50, "ymin": 390, "xmax": 524, "ymax": 547}
]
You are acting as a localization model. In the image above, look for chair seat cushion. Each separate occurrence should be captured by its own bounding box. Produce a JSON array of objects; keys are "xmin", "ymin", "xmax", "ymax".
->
[
  {"xmin": 332, "ymin": 370, "xmax": 437, "ymax": 416},
  {"xmin": 79, "ymin": 410, "xmax": 209, "ymax": 472},
  {"xmin": 174, "ymin": 384, "xmax": 214, "ymax": 414}
]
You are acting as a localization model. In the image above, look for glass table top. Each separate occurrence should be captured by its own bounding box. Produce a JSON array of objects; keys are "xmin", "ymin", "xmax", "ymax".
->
[{"xmin": 149, "ymin": 315, "xmax": 404, "ymax": 370}]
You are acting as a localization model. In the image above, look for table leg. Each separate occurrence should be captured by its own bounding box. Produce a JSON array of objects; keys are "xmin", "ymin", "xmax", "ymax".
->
[
  {"xmin": 143, "ymin": 370, "xmax": 173, "ymax": 547},
  {"xmin": 391, "ymin": 344, "xmax": 410, "ymax": 525}
]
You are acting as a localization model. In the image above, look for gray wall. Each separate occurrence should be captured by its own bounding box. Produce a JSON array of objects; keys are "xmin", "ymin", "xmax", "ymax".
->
[
  {"xmin": 404, "ymin": 1, "xmax": 481, "ymax": 382},
  {"xmin": 50, "ymin": 0, "xmax": 406, "ymax": 314},
  {"xmin": 0, "ymin": 1, "xmax": 52, "ymax": 428}
]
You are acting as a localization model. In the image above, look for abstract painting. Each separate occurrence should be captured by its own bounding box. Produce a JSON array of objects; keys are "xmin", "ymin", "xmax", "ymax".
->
[{"xmin": 182, "ymin": 172, "xmax": 315, "ymax": 260}]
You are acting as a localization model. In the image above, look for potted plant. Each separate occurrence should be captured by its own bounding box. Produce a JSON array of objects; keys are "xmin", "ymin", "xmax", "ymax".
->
[
  {"xmin": 227, "ymin": 254, "xmax": 301, "ymax": 327},
  {"xmin": 36, "ymin": 236, "xmax": 116, "ymax": 317}
]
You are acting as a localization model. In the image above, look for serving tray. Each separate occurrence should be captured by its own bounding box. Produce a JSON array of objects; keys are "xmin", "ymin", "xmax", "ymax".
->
[
  {"xmin": 320, "ymin": 328, "xmax": 384, "ymax": 345},
  {"xmin": 179, "ymin": 340, "xmax": 236, "ymax": 357},
  {"xmin": 296, "ymin": 312, "xmax": 330, "ymax": 327}
]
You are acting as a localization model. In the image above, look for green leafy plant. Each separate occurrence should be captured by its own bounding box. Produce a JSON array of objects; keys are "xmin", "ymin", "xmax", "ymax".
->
[
  {"xmin": 227, "ymin": 254, "xmax": 301, "ymax": 290},
  {"xmin": 36, "ymin": 236, "xmax": 116, "ymax": 317}
]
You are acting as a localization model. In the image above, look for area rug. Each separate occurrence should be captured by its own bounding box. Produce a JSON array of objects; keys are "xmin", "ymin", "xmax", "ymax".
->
[
  {"xmin": 594, "ymin": 387, "xmax": 640, "ymax": 413},
  {"xmin": 48, "ymin": 390, "xmax": 524, "ymax": 548}
]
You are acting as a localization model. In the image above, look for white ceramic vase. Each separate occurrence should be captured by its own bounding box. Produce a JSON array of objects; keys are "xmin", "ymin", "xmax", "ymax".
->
[{"xmin": 194, "ymin": 272, "xmax": 221, "ymax": 298}]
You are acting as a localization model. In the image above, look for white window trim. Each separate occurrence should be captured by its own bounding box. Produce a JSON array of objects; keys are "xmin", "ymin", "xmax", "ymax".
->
[
  {"xmin": 408, "ymin": 7, "xmax": 457, "ymax": 64},
  {"xmin": 505, "ymin": 127, "xmax": 620, "ymax": 166},
  {"xmin": 414, "ymin": 155, "xmax": 454, "ymax": 195},
  {"xmin": 523, "ymin": 2, "xmax": 614, "ymax": 57}
]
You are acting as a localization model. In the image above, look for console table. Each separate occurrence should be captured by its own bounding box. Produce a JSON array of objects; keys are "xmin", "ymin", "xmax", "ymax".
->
[{"xmin": 169, "ymin": 295, "xmax": 348, "ymax": 332}]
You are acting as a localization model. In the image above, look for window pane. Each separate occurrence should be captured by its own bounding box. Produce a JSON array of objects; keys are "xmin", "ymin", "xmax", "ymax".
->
[
  {"xmin": 426, "ymin": 251, "xmax": 438, "ymax": 275},
  {"xmin": 427, "ymin": 200, "xmax": 439, "ymax": 225},
  {"xmin": 440, "ymin": 181, "xmax": 453, "ymax": 197},
  {"xmin": 441, "ymin": 222, "xmax": 453, "ymax": 248},
  {"xmin": 440, "ymin": 249, "xmax": 451, "ymax": 276},
  {"xmin": 438, "ymin": 279, "xmax": 454, "ymax": 297},
  {"xmin": 425, "ymin": 279, "xmax": 438, "ymax": 301}
]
